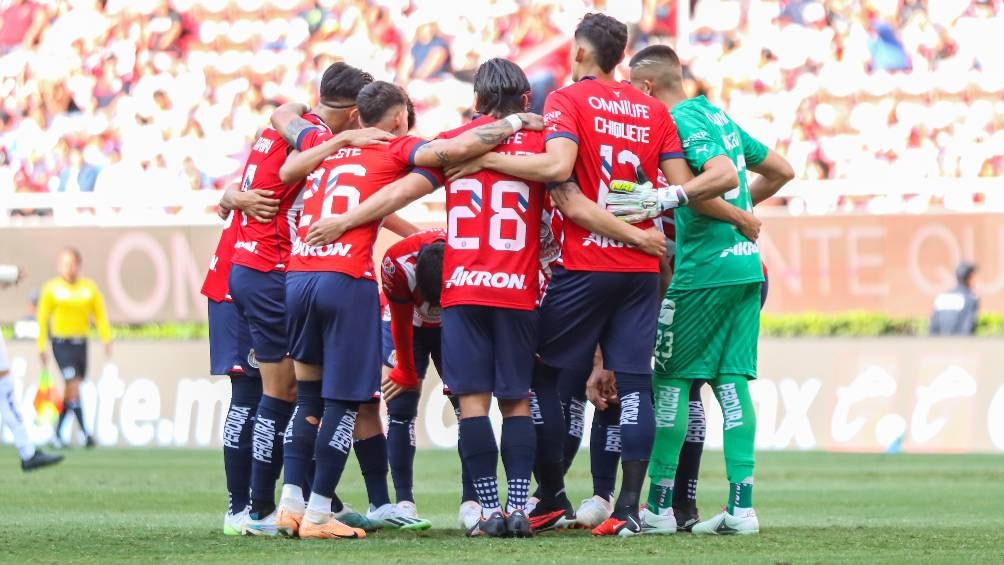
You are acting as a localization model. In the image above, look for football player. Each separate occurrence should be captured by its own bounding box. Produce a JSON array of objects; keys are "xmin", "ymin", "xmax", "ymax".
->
[
  {"xmin": 266, "ymin": 80, "xmax": 541, "ymax": 539},
  {"xmin": 623, "ymin": 44, "xmax": 794, "ymax": 535},
  {"xmin": 294, "ymin": 59, "xmax": 550, "ymax": 538}
]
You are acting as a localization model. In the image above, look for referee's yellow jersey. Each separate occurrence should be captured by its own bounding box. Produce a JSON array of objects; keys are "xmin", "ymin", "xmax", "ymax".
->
[{"xmin": 36, "ymin": 277, "xmax": 112, "ymax": 351}]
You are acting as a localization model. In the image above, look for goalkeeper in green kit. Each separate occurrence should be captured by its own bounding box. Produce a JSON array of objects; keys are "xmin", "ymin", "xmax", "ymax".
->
[{"xmin": 604, "ymin": 44, "xmax": 794, "ymax": 535}]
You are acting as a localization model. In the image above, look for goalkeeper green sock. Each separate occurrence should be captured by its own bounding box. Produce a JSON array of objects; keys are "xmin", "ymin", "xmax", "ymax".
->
[
  {"xmin": 712, "ymin": 374, "xmax": 757, "ymax": 514},
  {"xmin": 646, "ymin": 377, "xmax": 690, "ymax": 513}
]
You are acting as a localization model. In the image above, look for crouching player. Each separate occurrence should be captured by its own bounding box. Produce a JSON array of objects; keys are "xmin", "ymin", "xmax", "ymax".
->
[
  {"xmin": 268, "ymin": 80, "xmax": 542, "ymax": 539},
  {"xmin": 380, "ymin": 229, "xmax": 482, "ymax": 529},
  {"xmin": 300, "ymin": 59, "xmax": 548, "ymax": 538}
]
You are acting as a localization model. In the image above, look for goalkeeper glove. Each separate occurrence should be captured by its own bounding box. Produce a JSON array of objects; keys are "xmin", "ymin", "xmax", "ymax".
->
[{"xmin": 605, "ymin": 166, "xmax": 688, "ymax": 223}]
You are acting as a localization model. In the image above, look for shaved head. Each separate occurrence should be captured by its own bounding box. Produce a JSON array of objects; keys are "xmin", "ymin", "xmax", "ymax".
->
[{"xmin": 629, "ymin": 44, "xmax": 684, "ymax": 93}]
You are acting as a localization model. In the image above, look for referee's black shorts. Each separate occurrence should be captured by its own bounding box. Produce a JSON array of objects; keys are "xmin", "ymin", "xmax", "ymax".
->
[{"xmin": 52, "ymin": 338, "xmax": 88, "ymax": 380}]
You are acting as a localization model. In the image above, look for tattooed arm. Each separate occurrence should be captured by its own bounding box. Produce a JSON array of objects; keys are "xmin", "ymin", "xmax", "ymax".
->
[
  {"xmin": 550, "ymin": 181, "xmax": 665, "ymax": 257},
  {"xmin": 446, "ymin": 136, "xmax": 578, "ymax": 183},
  {"xmin": 270, "ymin": 102, "xmax": 317, "ymax": 147},
  {"xmin": 410, "ymin": 113, "xmax": 544, "ymax": 169}
]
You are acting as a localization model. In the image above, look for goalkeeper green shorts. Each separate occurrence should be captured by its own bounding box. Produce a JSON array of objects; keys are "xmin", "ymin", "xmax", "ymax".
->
[{"xmin": 653, "ymin": 282, "xmax": 761, "ymax": 381}]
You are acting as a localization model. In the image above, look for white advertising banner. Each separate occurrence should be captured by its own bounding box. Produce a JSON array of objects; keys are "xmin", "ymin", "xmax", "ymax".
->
[{"xmin": 2, "ymin": 338, "xmax": 1002, "ymax": 453}]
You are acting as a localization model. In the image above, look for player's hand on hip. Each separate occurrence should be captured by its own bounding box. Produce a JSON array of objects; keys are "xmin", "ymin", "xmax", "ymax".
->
[
  {"xmin": 239, "ymin": 189, "xmax": 280, "ymax": 223},
  {"xmin": 445, "ymin": 156, "xmax": 486, "ymax": 182},
  {"xmin": 339, "ymin": 127, "xmax": 395, "ymax": 148},
  {"xmin": 737, "ymin": 211, "xmax": 762, "ymax": 242},
  {"xmin": 516, "ymin": 112, "xmax": 545, "ymax": 131},
  {"xmin": 305, "ymin": 217, "xmax": 347, "ymax": 247},
  {"xmin": 634, "ymin": 228, "xmax": 667, "ymax": 257},
  {"xmin": 586, "ymin": 369, "xmax": 618, "ymax": 411}
]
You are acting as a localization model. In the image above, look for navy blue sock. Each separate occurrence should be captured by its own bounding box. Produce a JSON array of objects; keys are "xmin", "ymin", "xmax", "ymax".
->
[
  {"xmin": 249, "ymin": 395, "xmax": 294, "ymax": 519},
  {"xmin": 500, "ymin": 415, "xmax": 536, "ymax": 512},
  {"xmin": 282, "ymin": 380, "xmax": 322, "ymax": 497},
  {"xmin": 562, "ymin": 394, "xmax": 586, "ymax": 472},
  {"xmin": 459, "ymin": 416, "xmax": 501, "ymax": 512},
  {"xmin": 612, "ymin": 371, "xmax": 655, "ymax": 518},
  {"xmin": 354, "ymin": 434, "xmax": 391, "ymax": 508},
  {"xmin": 674, "ymin": 381, "xmax": 706, "ymax": 512},
  {"xmin": 450, "ymin": 395, "xmax": 478, "ymax": 503},
  {"xmin": 590, "ymin": 402, "xmax": 621, "ymax": 501},
  {"xmin": 223, "ymin": 376, "xmax": 262, "ymax": 514},
  {"xmin": 386, "ymin": 390, "xmax": 420, "ymax": 503},
  {"xmin": 531, "ymin": 361, "xmax": 567, "ymax": 507},
  {"xmin": 311, "ymin": 400, "xmax": 359, "ymax": 499}
]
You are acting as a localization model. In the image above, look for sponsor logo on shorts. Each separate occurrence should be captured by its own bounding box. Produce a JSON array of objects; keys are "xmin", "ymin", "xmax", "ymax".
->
[
  {"xmin": 445, "ymin": 266, "xmax": 525, "ymax": 290},
  {"xmin": 720, "ymin": 241, "xmax": 759, "ymax": 258},
  {"xmin": 717, "ymin": 382, "xmax": 744, "ymax": 430},
  {"xmin": 291, "ymin": 239, "xmax": 352, "ymax": 257},
  {"xmin": 247, "ymin": 349, "xmax": 259, "ymax": 369}
]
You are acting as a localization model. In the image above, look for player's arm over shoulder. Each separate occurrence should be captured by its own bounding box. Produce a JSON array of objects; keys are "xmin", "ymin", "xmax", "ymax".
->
[{"xmin": 411, "ymin": 113, "xmax": 543, "ymax": 169}]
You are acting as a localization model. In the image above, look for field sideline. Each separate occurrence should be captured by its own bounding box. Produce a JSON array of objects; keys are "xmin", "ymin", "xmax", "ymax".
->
[{"xmin": 1, "ymin": 448, "xmax": 1002, "ymax": 563}]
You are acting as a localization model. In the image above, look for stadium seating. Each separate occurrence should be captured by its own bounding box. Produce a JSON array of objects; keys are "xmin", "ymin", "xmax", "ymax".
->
[{"xmin": 1, "ymin": 0, "xmax": 1001, "ymax": 220}]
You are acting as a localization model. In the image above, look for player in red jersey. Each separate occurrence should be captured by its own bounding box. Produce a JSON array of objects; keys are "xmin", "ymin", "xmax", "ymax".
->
[
  {"xmin": 307, "ymin": 59, "xmax": 550, "ymax": 538},
  {"xmin": 223, "ymin": 63, "xmax": 422, "ymax": 537},
  {"xmin": 264, "ymin": 80, "xmax": 542, "ymax": 539},
  {"xmin": 202, "ymin": 194, "xmax": 266, "ymax": 535},
  {"xmin": 443, "ymin": 14, "xmax": 749, "ymax": 536},
  {"xmin": 379, "ymin": 228, "xmax": 482, "ymax": 527}
]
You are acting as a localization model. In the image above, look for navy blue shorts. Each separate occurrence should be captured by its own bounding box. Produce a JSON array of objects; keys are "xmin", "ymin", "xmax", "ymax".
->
[
  {"xmin": 286, "ymin": 271, "xmax": 381, "ymax": 403},
  {"xmin": 537, "ymin": 267, "xmax": 659, "ymax": 374},
  {"xmin": 228, "ymin": 264, "xmax": 288, "ymax": 363},
  {"xmin": 381, "ymin": 320, "xmax": 442, "ymax": 378},
  {"xmin": 441, "ymin": 305, "xmax": 537, "ymax": 399},
  {"xmin": 207, "ymin": 299, "xmax": 261, "ymax": 377}
]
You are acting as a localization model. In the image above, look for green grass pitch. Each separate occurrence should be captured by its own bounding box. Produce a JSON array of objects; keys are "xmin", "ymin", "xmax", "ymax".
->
[{"xmin": 1, "ymin": 448, "xmax": 1002, "ymax": 563}]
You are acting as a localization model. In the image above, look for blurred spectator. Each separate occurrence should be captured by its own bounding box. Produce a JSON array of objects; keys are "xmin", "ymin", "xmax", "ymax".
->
[
  {"xmin": 930, "ymin": 262, "xmax": 980, "ymax": 336},
  {"xmin": 0, "ymin": 0, "xmax": 1001, "ymax": 212}
]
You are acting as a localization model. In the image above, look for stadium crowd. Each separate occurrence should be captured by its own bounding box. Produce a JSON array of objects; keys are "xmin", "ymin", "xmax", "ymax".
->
[{"xmin": 0, "ymin": 0, "xmax": 1001, "ymax": 205}]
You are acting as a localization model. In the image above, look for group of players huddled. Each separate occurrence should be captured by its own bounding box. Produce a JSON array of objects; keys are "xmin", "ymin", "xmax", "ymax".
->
[{"xmin": 200, "ymin": 12, "xmax": 794, "ymax": 540}]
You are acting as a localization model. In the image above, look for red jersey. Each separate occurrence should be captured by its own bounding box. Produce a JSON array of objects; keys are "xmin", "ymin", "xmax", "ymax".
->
[
  {"xmin": 543, "ymin": 77, "xmax": 684, "ymax": 273},
  {"xmin": 288, "ymin": 129, "xmax": 431, "ymax": 278},
  {"xmin": 381, "ymin": 229, "xmax": 446, "ymax": 328},
  {"xmin": 201, "ymin": 211, "xmax": 239, "ymax": 302},
  {"xmin": 428, "ymin": 116, "xmax": 546, "ymax": 311},
  {"xmin": 231, "ymin": 113, "xmax": 327, "ymax": 272}
]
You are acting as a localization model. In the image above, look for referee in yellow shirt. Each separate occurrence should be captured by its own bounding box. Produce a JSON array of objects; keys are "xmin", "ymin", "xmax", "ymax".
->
[{"xmin": 37, "ymin": 248, "xmax": 112, "ymax": 448}]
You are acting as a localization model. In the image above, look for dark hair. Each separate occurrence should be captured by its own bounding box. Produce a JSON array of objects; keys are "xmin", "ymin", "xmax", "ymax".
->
[
  {"xmin": 356, "ymin": 81, "xmax": 408, "ymax": 126},
  {"xmin": 574, "ymin": 13, "xmax": 628, "ymax": 73},
  {"xmin": 415, "ymin": 241, "xmax": 445, "ymax": 307},
  {"xmin": 629, "ymin": 44, "xmax": 681, "ymax": 69},
  {"xmin": 62, "ymin": 247, "xmax": 82, "ymax": 263},
  {"xmin": 319, "ymin": 62, "xmax": 373, "ymax": 104},
  {"xmin": 473, "ymin": 58, "xmax": 531, "ymax": 117}
]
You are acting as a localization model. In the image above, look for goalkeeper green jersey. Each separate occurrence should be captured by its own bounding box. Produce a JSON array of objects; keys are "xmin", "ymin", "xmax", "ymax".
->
[{"xmin": 669, "ymin": 96, "xmax": 768, "ymax": 290}]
